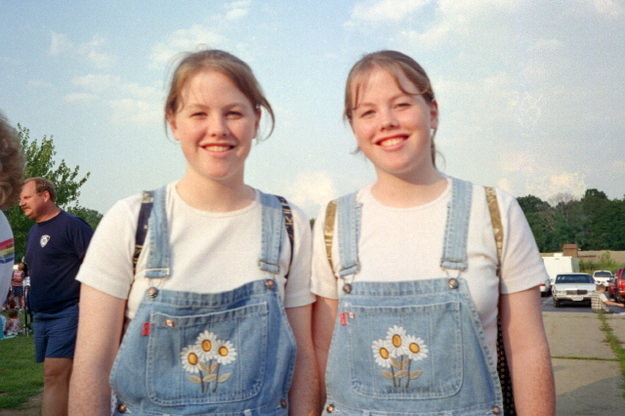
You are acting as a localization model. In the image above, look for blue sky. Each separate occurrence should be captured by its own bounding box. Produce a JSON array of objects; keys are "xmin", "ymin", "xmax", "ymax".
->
[{"xmin": 1, "ymin": 0, "xmax": 624, "ymax": 218}]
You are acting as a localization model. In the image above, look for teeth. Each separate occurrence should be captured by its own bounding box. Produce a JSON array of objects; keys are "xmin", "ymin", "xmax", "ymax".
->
[
  {"xmin": 206, "ymin": 145, "xmax": 231, "ymax": 151},
  {"xmin": 379, "ymin": 138, "xmax": 403, "ymax": 147}
]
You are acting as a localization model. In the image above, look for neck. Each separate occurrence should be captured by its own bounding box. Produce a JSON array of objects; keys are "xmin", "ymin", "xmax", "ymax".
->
[
  {"xmin": 371, "ymin": 169, "xmax": 446, "ymax": 207},
  {"xmin": 36, "ymin": 206, "xmax": 61, "ymax": 223},
  {"xmin": 176, "ymin": 175, "xmax": 254, "ymax": 212}
]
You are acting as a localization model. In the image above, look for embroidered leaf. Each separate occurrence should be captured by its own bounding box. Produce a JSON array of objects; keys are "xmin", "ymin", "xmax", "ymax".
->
[
  {"xmin": 381, "ymin": 370, "xmax": 395, "ymax": 379},
  {"xmin": 204, "ymin": 374, "xmax": 217, "ymax": 382},
  {"xmin": 187, "ymin": 374, "xmax": 202, "ymax": 384},
  {"xmin": 218, "ymin": 372, "xmax": 232, "ymax": 383},
  {"xmin": 409, "ymin": 370, "xmax": 423, "ymax": 380},
  {"xmin": 390, "ymin": 357, "xmax": 402, "ymax": 369},
  {"xmin": 199, "ymin": 362, "xmax": 211, "ymax": 373},
  {"xmin": 395, "ymin": 370, "xmax": 408, "ymax": 379},
  {"xmin": 209, "ymin": 361, "xmax": 219, "ymax": 373}
]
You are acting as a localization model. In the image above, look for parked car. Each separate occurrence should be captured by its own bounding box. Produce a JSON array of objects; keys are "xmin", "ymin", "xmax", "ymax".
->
[
  {"xmin": 552, "ymin": 273, "xmax": 595, "ymax": 307},
  {"xmin": 592, "ymin": 270, "xmax": 613, "ymax": 285},
  {"xmin": 613, "ymin": 267, "xmax": 625, "ymax": 302},
  {"xmin": 539, "ymin": 276, "xmax": 551, "ymax": 296}
]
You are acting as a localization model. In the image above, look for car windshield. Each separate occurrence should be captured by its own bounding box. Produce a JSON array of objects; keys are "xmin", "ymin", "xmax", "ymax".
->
[
  {"xmin": 556, "ymin": 274, "xmax": 593, "ymax": 284},
  {"xmin": 594, "ymin": 271, "xmax": 611, "ymax": 277}
]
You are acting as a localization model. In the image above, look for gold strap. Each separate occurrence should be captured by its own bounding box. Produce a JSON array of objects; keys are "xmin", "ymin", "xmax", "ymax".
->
[
  {"xmin": 485, "ymin": 186, "xmax": 503, "ymax": 277},
  {"xmin": 324, "ymin": 200, "xmax": 337, "ymax": 272}
]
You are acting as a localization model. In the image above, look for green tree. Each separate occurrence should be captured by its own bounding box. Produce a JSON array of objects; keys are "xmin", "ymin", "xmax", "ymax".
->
[{"xmin": 2, "ymin": 125, "xmax": 98, "ymax": 260}]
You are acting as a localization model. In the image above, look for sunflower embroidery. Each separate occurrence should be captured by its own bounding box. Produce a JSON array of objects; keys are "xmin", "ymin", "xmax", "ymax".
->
[
  {"xmin": 180, "ymin": 331, "xmax": 238, "ymax": 393},
  {"xmin": 371, "ymin": 326, "xmax": 428, "ymax": 387}
]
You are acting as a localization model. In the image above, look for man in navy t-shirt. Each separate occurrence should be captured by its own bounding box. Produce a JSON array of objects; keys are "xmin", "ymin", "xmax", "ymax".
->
[{"xmin": 20, "ymin": 177, "xmax": 93, "ymax": 416}]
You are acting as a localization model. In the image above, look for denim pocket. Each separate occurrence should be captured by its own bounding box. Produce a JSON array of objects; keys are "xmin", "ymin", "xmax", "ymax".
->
[
  {"xmin": 146, "ymin": 302, "xmax": 269, "ymax": 406},
  {"xmin": 344, "ymin": 301, "xmax": 462, "ymax": 400}
]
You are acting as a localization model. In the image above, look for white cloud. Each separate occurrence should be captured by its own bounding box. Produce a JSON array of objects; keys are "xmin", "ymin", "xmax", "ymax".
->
[
  {"xmin": 287, "ymin": 171, "xmax": 338, "ymax": 214},
  {"xmin": 150, "ymin": 25, "xmax": 227, "ymax": 67},
  {"xmin": 224, "ymin": 0, "xmax": 251, "ymax": 20},
  {"xmin": 64, "ymin": 93, "xmax": 97, "ymax": 103},
  {"xmin": 48, "ymin": 32, "xmax": 116, "ymax": 68},
  {"xmin": 587, "ymin": 0, "xmax": 624, "ymax": 17},
  {"xmin": 349, "ymin": 0, "xmax": 430, "ymax": 23}
]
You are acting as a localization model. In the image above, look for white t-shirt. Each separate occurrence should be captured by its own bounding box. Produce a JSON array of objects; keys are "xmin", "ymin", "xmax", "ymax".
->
[
  {"xmin": 311, "ymin": 179, "xmax": 547, "ymax": 358},
  {"xmin": 0, "ymin": 212, "xmax": 15, "ymax": 304},
  {"xmin": 77, "ymin": 183, "xmax": 314, "ymax": 320}
]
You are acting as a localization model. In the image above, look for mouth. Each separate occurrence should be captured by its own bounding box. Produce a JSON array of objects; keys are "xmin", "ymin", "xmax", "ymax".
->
[
  {"xmin": 376, "ymin": 135, "xmax": 407, "ymax": 147},
  {"xmin": 203, "ymin": 144, "xmax": 235, "ymax": 152}
]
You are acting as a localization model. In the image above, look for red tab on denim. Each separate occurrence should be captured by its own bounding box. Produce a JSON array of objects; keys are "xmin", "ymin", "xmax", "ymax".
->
[
  {"xmin": 142, "ymin": 322, "xmax": 151, "ymax": 336},
  {"xmin": 340, "ymin": 312, "xmax": 349, "ymax": 326}
]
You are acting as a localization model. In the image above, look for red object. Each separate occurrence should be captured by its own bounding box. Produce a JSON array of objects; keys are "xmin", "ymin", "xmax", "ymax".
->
[
  {"xmin": 142, "ymin": 322, "xmax": 151, "ymax": 336},
  {"xmin": 340, "ymin": 312, "xmax": 349, "ymax": 326},
  {"xmin": 613, "ymin": 268, "xmax": 625, "ymax": 302}
]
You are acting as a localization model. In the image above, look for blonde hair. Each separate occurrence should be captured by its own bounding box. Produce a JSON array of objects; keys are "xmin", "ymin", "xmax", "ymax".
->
[
  {"xmin": 344, "ymin": 50, "xmax": 438, "ymax": 166},
  {"xmin": 164, "ymin": 49, "xmax": 275, "ymax": 139},
  {"xmin": 0, "ymin": 113, "xmax": 25, "ymax": 209}
]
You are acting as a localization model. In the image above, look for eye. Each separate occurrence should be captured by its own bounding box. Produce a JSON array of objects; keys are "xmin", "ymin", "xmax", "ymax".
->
[
  {"xmin": 358, "ymin": 109, "xmax": 375, "ymax": 119},
  {"xmin": 190, "ymin": 111, "xmax": 206, "ymax": 118},
  {"xmin": 226, "ymin": 110, "xmax": 243, "ymax": 119},
  {"xmin": 394, "ymin": 102, "xmax": 411, "ymax": 109}
]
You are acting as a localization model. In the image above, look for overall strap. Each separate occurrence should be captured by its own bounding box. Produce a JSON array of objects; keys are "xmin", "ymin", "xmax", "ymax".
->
[
  {"xmin": 440, "ymin": 178, "xmax": 473, "ymax": 272},
  {"xmin": 144, "ymin": 186, "xmax": 171, "ymax": 278},
  {"xmin": 133, "ymin": 190, "xmax": 154, "ymax": 275},
  {"xmin": 324, "ymin": 192, "xmax": 361, "ymax": 278},
  {"xmin": 258, "ymin": 192, "xmax": 294, "ymax": 278}
]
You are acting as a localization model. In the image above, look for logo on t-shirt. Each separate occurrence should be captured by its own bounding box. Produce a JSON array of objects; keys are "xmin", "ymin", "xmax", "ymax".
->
[{"xmin": 40, "ymin": 235, "xmax": 51, "ymax": 248}]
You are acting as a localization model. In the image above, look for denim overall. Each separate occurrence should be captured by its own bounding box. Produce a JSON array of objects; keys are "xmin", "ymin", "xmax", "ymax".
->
[
  {"xmin": 323, "ymin": 179, "xmax": 504, "ymax": 416},
  {"xmin": 110, "ymin": 187, "xmax": 297, "ymax": 415}
]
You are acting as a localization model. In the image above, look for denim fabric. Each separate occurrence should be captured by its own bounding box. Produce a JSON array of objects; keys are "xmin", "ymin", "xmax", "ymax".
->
[
  {"xmin": 324, "ymin": 178, "xmax": 504, "ymax": 415},
  {"xmin": 110, "ymin": 188, "xmax": 296, "ymax": 415}
]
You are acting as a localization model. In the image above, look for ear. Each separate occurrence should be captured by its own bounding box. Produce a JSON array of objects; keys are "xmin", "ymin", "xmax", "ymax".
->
[
  {"xmin": 254, "ymin": 108, "xmax": 261, "ymax": 136},
  {"xmin": 429, "ymin": 99, "xmax": 439, "ymax": 130},
  {"xmin": 166, "ymin": 112, "xmax": 179, "ymax": 140}
]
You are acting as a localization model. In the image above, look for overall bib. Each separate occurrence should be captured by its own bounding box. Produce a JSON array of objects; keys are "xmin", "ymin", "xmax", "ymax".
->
[
  {"xmin": 323, "ymin": 179, "xmax": 504, "ymax": 416},
  {"xmin": 109, "ymin": 187, "xmax": 297, "ymax": 415}
]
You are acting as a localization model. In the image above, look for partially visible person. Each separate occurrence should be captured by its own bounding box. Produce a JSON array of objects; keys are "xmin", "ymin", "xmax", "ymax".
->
[
  {"xmin": 592, "ymin": 282, "xmax": 625, "ymax": 313},
  {"xmin": 4, "ymin": 307, "xmax": 20, "ymax": 336},
  {"xmin": 0, "ymin": 111, "xmax": 24, "ymax": 329},
  {"xmin": 11, "ymin": 261, "xmax": 26, "ymax": 309},
  {"xmin": 20, "ymin": 177, "xmax": 93, "ymax": 416}
]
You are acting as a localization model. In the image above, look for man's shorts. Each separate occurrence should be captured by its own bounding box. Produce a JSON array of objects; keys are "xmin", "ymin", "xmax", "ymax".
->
[{"xmin": 33, "ymin": 304, "xmax": 78, "ymax": 363}]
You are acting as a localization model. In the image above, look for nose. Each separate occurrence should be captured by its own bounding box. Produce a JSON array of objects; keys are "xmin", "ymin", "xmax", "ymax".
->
[
  {"xmin": 380, "ymin": 108, "xmax": 398, "ymax": 130},
  {"xmin": 208, "ymin": 114, "xmax": 229, "ymax": 138}
]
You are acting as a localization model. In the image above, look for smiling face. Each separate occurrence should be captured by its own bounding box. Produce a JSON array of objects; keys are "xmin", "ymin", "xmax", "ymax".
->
[
  {"xmin": 349, "ymin": 67, "xmax": 438, "ymax": 182},
  {"xmin": 168, "ymin": 70, "xmax": 260, "ymax": 187}
]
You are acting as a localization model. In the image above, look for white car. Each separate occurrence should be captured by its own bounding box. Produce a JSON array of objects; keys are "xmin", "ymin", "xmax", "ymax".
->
[
  {"xmin": 539, "ymin": 277, "xmax": 551, "ymax": 296},
  {"xmin": 552, "ymin": 273, "xmax": 595, "ymax": 307},
  {"xmin": 592, "ymin": 270, "xmax": 613, "ymax": 286}
]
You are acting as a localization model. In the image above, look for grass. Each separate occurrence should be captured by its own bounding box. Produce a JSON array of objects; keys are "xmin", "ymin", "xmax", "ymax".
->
[
  {"xmin": 0, "ymin": 315, "xmax": 43, "ymax": 410},
  {"xmin": 597, "ymin": 313, "xmax": 625, "ymax": 399}
]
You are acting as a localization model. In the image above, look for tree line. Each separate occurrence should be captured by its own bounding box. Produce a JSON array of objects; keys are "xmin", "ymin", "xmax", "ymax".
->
[{"xmin": 518, "ymin": 190, "xmax": 625, "ymax": 253}]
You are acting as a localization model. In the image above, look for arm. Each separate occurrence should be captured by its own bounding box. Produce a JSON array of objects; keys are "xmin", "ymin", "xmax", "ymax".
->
[
  {"xmin": 500, "ymin": 286, "xmax": 555, "ymax": 416},
  {"xmin": 311, "ymin": 296, "xmax": 338, "ymax": 405},
  {"xmin": 69, "ymin": 284, "xmax": 126, "ymax": 416},
  {"xmin": 286, "ymin": 304, "xmax": 320, "ymax": 416}
]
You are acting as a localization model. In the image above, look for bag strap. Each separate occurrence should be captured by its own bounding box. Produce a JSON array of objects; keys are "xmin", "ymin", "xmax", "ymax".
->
[
  {"xmin": 133, "ymin": 191, "xmax": 295, "ymax": 279},
  {"xmin": 485, "ymin": 186, "xmax": 517, "ymax": 415},
  {"xmin": 133, "ymin": 190, "xmax": 155, "ymax": 275},
  {"xmin": 323, "ymin": 200, "xmax": 338, "ymax": 273},
  {"xmin": 275, "ymin": 195, "xmax": 295, "ymax": 280}
]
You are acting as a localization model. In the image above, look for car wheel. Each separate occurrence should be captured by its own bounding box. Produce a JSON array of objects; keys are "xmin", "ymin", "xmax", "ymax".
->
[{"xmin": 553, "ymin": 298, "xmax": 560, "ymax": 307}]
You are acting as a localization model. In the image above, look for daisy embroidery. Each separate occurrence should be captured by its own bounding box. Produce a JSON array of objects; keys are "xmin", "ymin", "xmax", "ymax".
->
[
  {"xmin": 180, "ymin": 331, "xmax": 238, "ymax": 393},
  {"xmin": 371, "ymin": 326, "xmax": 428, "ymax": 388}
]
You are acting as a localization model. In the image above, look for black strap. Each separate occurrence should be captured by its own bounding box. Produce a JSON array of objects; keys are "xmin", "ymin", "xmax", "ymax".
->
[
  {"xmin": 276, "ymin": 195, "xmax": 294, "ymax": 280},
  {"xmin": 132, "ymin": 191, "xmax": 155, "ymax": 275},
  {"xmin": 133, "ymin": 191, "xmax": 295, "ymax": 279}
]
